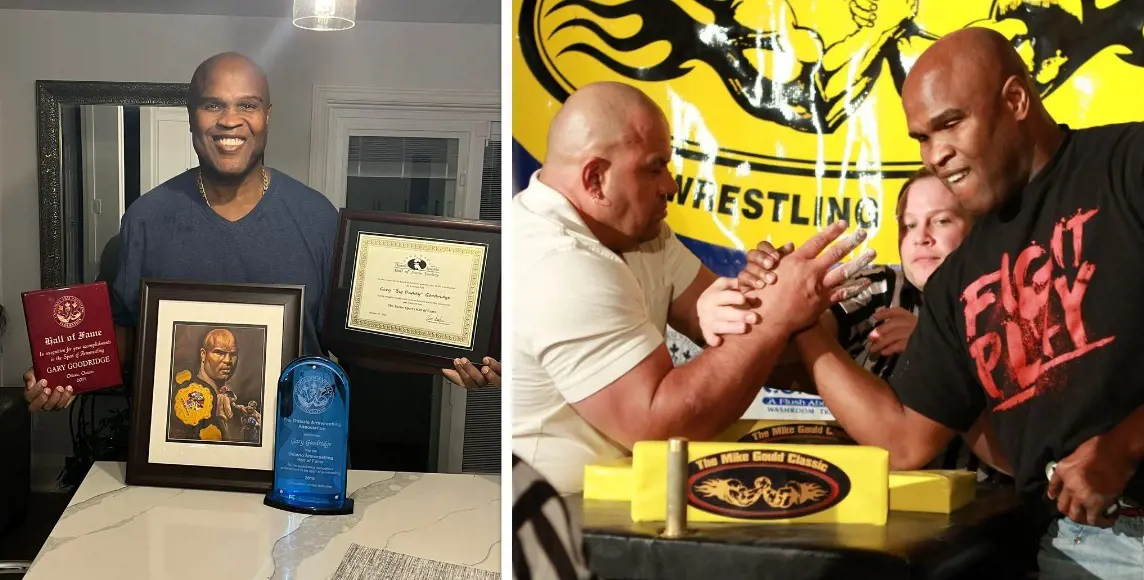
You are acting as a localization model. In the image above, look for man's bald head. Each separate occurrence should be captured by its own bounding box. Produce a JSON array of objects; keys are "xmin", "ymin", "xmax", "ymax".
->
[
  {"xmin": 538, "ymin": 82, "xmax": 677, "ymax": 252},
  {"xmin": 901, "ymin": 27, "xmax": 1059, "ymax": 216},
  {"xmin": 546, "ymin": 82, "xmax": 666, "ymax": 164},
  {"xmin": 904, "ymin": 28, "xmax": 1031, "ymax": 105},
  {"xmin": 203, "ymin": 328, "xmax": 236, "ymax": 349},
  {"xmin": 189, "ymin": 52, "xmax": 269, "ymax": 106}
]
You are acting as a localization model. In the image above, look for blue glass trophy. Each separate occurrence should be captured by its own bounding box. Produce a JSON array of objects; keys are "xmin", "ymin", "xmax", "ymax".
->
[{"xmin": 264, "ymin": 356, "xmax": 354, "ymax": 515}]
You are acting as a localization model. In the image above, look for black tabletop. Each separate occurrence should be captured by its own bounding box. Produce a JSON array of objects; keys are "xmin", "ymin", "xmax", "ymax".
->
[{"xmin": 576, "ymin": 484, "xmax": 1040, "ymax": 580}]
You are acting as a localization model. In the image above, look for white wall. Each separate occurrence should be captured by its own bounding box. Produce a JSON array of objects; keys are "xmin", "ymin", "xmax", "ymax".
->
[{"xmin": 0, "ymin": 9, "xmax": 500, "ymax": 487}]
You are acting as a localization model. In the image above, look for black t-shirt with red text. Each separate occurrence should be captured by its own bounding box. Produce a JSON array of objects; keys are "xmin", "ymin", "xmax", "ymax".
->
[{"xmin": 890, "ymin": 122, "xmax": 1144, "ymax": 515}]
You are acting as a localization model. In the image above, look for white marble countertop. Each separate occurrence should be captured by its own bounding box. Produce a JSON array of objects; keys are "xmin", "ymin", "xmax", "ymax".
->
[{"xmin": 24, "ymin": 462, "xmax": 501, "ymax": 579}]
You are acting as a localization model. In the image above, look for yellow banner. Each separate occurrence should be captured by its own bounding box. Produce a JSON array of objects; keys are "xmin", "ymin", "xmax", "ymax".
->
[{"xmin": 513, "ymin": 0, "xmax": 1144, "ymax": 266}]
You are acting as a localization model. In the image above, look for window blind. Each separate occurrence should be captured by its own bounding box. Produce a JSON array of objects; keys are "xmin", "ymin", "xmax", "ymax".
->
[{"xmin": 461, "ymin": 128, "xmax": 502, "ymax": 475}]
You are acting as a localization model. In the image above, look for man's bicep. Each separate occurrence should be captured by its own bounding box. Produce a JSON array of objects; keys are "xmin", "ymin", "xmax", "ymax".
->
[
  {"xmin": 570, "ymin": 345, "xmax": 675, "ymax": 449},
  {"xmin": 889, "ymin": 299, "xmax": 985, "ymax": 433},
  {"xmin": 520, "ymin": 251, "xmax": 665, "ymax": 402}
]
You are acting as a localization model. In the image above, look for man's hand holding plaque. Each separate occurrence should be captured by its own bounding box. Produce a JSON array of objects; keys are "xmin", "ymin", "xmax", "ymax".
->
[
  {"xmin": 23, "ymin": 370, "xmax": 75, "ymax": 412},
  {"xmin": 443, "ymin": 356, "xmax": 501, "ymax": 389}
]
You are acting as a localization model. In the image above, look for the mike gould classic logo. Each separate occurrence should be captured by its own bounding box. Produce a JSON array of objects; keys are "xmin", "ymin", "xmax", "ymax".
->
[
  {"xmin": 514, "ymin": 0, "xmax": 1144, "ymax": 263},
  {"xmin": 688, "ymin": 449, "xmax": 851, "ymax": 519}
]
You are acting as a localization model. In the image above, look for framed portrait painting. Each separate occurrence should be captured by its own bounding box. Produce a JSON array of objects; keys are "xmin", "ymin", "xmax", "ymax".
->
[{"xmin": 126, "ymin": 280, "xmax": 303, "ymax": 493}]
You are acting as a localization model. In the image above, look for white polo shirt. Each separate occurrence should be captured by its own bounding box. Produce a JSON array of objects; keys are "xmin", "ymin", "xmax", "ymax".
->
[{"xmin": 511, "ymin": 173, "xmax": 701, "ymax": 493}]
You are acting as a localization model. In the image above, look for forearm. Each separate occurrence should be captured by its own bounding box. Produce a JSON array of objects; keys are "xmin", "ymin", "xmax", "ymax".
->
[
  {"xmin": 765, "ymin": 363, "xmax": 818, "ymax": 394},
  {"xmin": 643, "ymin": 322, "xmax": 790, "ymax": 441},
  {"xmin": 794, "ymin": 324, "xmax": 928, "ymax": 468},
  {"xmin": 963, "ymin": 412, "xmax": 1012, "ymax": 475},
  {"xmin": 1109, "ymin": 404, "xmax": 1144, "ymax": 465},
  {"xmin": 764, "ymin": 341, "xmax": 819, "ymax": 392},
  {"xmin": 822, "ymin": 25, "xmax": 907, "ymax": 97}
]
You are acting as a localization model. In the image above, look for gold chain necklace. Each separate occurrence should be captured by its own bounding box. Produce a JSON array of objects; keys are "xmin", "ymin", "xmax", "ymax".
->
[{"xmin": 198, "ymin": 167, "xmax": 270, "ymax": 208}]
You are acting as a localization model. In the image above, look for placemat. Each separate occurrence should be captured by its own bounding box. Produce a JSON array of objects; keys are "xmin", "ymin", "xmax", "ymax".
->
[{"xmin": 330, "ymin": 543, "xmax": 499, "ymax": 580}]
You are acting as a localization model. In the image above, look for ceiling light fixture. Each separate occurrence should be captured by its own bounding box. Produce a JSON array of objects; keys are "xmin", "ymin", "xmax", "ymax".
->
[{"xmin": 292, "ymin": 0, "xmax": 356, "ymax": 31}]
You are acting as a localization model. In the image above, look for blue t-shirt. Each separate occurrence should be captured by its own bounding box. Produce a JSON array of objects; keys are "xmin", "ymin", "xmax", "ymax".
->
[{"xmin": 110, "ymin": 168, "xmax": 339, "ymax": 356}]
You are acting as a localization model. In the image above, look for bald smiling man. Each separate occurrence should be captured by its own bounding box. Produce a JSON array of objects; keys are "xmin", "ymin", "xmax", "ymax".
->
[
  {"xmin": 22, "ymin": 52, "xmax": 340, "ymax": 412},
  {"xmin": 24, "ymin": 53, "xmax": 497, "ymax": 415},
  {"xmin": 511, "ymin": 81, "xmax": 875, "ymax": 493},
  {"xmin": 764, "ymin": 28, "xmax": 1144, "ymax": 577}
]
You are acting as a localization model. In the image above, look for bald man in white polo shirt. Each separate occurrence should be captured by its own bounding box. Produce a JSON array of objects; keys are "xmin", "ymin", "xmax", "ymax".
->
[{"xmin": 512, "ymin": 82, "xmax": 875, "ymax": 493}]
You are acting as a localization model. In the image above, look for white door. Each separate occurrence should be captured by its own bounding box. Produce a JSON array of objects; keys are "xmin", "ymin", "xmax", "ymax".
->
[
  {"xmin": 80, "ymin": 106, "xmax": 125, "ymax": 284},
  {"xmin": 139, "ymin": 106, "xmax": 197, "ymax": 193}
]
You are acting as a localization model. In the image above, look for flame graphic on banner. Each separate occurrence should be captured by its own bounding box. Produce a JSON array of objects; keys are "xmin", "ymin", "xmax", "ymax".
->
[{"xmin": 537, "ymin": 0, "xmax": 1143, "ymax": 134}]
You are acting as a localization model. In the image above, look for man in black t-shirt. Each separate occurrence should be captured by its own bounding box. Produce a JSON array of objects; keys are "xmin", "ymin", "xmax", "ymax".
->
[{"xmin": 776, "ymin": 27, "xmax": 1144, "ymax": 578}]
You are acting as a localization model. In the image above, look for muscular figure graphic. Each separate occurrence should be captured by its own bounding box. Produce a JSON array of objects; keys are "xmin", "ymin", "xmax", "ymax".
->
[
  {"xmin": 537, "ymin": 0, "xmax": 1143, "ymax": 133},
  {"xmin": 546, "ymin": 0, "xmax": 926, "ymax": 132},
  {"xmin": 169, "ymin": 328, "xmax": 260, "ymax": 442},
  {"xmin": 967, "ymin": 0, "xmax": 1143, "ymax": 96}
]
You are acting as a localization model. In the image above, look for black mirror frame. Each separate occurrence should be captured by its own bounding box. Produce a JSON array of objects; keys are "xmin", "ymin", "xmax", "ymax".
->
[{"xmin": 35, "ymin": 80, "xmax": 190, "ymax": 289}]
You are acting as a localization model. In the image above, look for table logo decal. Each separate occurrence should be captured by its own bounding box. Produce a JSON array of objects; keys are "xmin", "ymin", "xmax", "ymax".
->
[
  {"xmin": 737, "ymin": 423, "xmax": 855, "ymax": 445},
  {"xmin": 688, "ymin": 449, "xmax": 850, "ymax": 519}
]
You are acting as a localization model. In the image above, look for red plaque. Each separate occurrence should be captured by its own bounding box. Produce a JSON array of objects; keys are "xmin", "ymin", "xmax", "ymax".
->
[{"xmin": 22, "ymin": 282, "xmax": 122, "ymax": 394}]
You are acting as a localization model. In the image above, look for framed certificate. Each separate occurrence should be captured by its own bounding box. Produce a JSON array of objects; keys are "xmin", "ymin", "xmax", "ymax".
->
[{"xmin": 322, "ymin": 211, "xmax": 501, "ymax": 373}]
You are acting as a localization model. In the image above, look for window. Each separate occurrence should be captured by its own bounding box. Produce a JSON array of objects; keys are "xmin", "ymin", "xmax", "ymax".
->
[
  {"xmin": 462, "ymin": 130, "xmax": 501, "ymax": 474},
  {"xmin": 345, "ymin": 135, "xmax": 461, "ymax": 216},
  {"xmin": 479, "ymin": 135, "xmax": 501, "ymax": 221}
]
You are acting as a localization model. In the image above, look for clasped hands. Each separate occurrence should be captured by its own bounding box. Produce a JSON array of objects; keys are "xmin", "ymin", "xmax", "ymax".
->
[
  {"xmin": 699, "ymin": 224, "xmax": 916, "ymax": 356},
  {"xmin": 697, "ymin": 220, "xmax": 876, "ymax": 347}
]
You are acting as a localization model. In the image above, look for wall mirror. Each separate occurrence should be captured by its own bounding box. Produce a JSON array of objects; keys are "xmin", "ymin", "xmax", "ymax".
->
[{"xmin": 36, "ymin": 81, "xmax": 194, "ymax": 289}]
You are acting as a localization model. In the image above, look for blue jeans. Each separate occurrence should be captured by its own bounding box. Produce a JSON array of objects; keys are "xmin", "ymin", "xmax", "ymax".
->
[{"xmin": 1038, "ymin": 515, "xmax": 1144, "ymax": 578}]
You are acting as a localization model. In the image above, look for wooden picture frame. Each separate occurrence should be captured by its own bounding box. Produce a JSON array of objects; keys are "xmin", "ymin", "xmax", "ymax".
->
[
  {"xmin": 322, "ymin": 210, "xmax": 501, "ymax": 374},
  {"xmin": 126, "ymin": 280, "xmax": 303, "ymax": 493}
]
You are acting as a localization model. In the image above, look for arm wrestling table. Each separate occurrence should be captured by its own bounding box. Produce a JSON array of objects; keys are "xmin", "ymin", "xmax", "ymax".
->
[{"xmin": 575, "ymin": 485, "xmax": 1040, "ymax": 580}]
